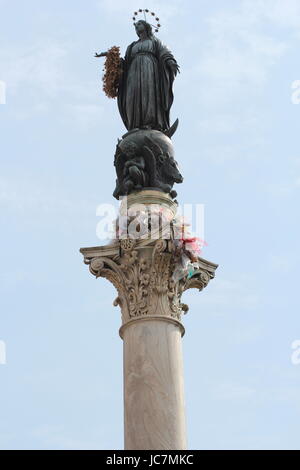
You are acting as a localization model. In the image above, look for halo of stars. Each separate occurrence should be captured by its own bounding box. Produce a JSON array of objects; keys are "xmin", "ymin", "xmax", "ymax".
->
[{"xmin": 132, "ymin": 9, "xmax": 161, "ymax": 33}]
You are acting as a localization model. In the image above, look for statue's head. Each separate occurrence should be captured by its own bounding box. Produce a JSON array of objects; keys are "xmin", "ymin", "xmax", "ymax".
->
[{"xmin": 135, "ymin": 20, "xmax": 153, "ymax": 38}]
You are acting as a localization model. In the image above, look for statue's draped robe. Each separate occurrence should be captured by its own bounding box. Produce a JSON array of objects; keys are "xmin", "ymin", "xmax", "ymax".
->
[{"xmin": 117, "ymin": 37, "xmax": 178, "ymax": 131}]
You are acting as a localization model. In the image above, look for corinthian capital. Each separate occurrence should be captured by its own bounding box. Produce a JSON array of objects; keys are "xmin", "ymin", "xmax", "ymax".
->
[{"xmin": 80, "ymin": 236, "xmax": 217, "ymax": 336}]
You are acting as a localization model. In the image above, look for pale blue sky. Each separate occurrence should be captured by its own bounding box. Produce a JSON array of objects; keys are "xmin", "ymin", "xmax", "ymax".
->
[{"xmin": 1, "ymin": 0, "xmax": 300, "ymax": 450}]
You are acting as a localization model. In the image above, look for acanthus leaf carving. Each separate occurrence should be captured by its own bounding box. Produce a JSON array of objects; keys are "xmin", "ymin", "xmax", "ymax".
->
[{"xmin": 82, "ymin": 239, "xmax": 217, "ymax": 326}]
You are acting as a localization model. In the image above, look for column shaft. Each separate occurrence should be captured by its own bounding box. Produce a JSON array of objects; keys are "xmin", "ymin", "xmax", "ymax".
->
[{"xmin": 122, "ymin": 318, "xmax": 187, "ymax": 450}]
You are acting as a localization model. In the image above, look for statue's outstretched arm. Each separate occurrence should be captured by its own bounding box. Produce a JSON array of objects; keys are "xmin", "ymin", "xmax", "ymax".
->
[
  {"xmin": 94, "ymin": 51, "xmax": 108, "ymax": 58},
  {"xmin": 95, "ymin": 50, "xmax": 125, "ymax": 69}
]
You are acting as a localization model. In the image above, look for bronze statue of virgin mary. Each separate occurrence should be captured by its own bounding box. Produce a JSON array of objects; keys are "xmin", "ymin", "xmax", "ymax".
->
[
  {"xmin": 96, "ymin": 19, "xmax": 179, "ymax": 132},
  {"xmin": 118, "ymin": 19, "xmax": 179, "ymax": 131}
]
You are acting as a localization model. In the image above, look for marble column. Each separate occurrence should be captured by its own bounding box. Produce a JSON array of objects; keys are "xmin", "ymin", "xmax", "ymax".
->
[
  {"xmin": 121, "ymin": 317, "xmax": 186, "ymax": 449},
  {"xmin": 80, "ymin": 190, "xmax": 217, "ymax": 450}
]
